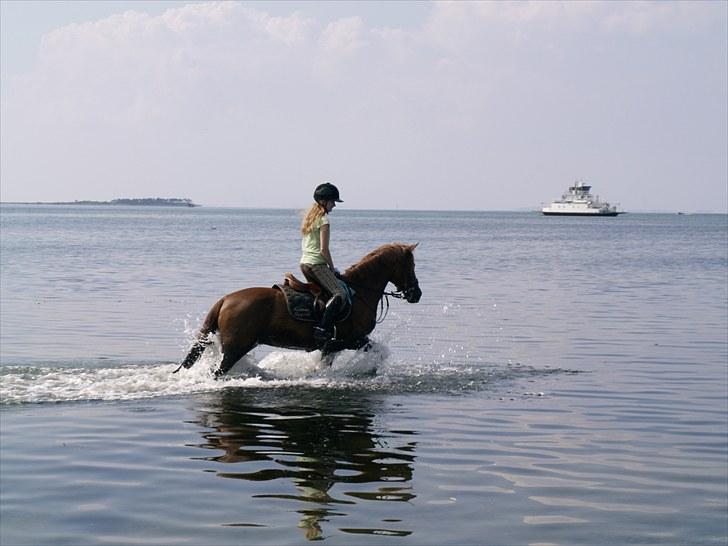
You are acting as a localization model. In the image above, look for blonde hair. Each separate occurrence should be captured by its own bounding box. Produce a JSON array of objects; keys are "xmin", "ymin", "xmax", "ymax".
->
[{"xmin": 301, "ymin": 202, "xmax": 326, "ymax": 235}]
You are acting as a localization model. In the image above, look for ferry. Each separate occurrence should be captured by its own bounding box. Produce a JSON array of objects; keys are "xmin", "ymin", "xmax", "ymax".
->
[{"xmin": 542, "ymin": 181, "xmax": 620, "ymax": 216}]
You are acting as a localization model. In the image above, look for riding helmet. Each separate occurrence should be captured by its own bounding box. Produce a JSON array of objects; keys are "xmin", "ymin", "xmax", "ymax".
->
[{"xmin": 314, "ymin": 182, "xmax": 343, "ymax": 203}]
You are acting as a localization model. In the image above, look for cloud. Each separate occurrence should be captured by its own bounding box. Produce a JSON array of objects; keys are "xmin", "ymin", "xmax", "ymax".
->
[
  {"xmin": 320, "ymin": 16, "xmax": 367, "ymax": 56},
  {"xmin": 7, "ymin": 1, "xmax": 723, "ymax": 128},
  {"xmin": 1, "ymin": 1, "xmax": 725, "ymax": 210},
  {"xmin": 598, "ymin": 0, "xmax": 726, "ymax": 34},
  {"xmin": 431, "ymin": 0, "xmax": 724, "ymax": 31},
  {"xmin": 13, "ymin": 3, "xmax": 316, "ymax": 126}
]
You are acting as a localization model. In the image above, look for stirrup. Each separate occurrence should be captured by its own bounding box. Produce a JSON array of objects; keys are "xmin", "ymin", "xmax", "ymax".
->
[{"xmin": 313, "ymin": 326, "xmax": 335, "ymax": 344}]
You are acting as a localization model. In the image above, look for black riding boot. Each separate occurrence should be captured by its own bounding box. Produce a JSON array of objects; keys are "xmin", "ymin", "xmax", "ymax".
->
[{"xmin": 313, "ymin": 298, "xmax": 340, "ymax": 344}]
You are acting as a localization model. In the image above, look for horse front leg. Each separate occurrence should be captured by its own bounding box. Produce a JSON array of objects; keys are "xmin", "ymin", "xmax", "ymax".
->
[
  {"xmin": 319, "ymin": 336, "xmax": 372, "ymax": 366},
  {"xmin": 345, "ymin": 336, "xmax": 371, "ymax": 351},
  {"xmin": 320, "ymin": 339, "xmax": 345, "ymax": 366},
  {"xmin": 320, "ymin": 350, "xmax": 337, "ymax": 367}
]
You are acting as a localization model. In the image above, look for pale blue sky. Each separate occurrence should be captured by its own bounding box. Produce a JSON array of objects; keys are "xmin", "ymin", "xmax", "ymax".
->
[{"xmin": 1, "ymin": 0, "xmax": 726, "ymax": 211}]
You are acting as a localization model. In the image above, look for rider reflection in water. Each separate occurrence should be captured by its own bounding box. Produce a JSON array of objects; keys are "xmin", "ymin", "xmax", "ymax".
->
[{"xmin": 300, "ymin": 183, "xmax": 346, "ymax": 346}]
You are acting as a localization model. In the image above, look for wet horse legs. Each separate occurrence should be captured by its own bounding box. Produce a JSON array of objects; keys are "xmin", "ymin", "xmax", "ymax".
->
[{"xmin": 214, "ymin": 341, "xmax": 257, "ymax": 377}]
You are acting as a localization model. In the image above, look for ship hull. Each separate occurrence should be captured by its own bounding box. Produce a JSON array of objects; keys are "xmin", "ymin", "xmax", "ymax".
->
[{"xmin": 542, "ymin": 211, "xmax": 620, "ymax": 217}]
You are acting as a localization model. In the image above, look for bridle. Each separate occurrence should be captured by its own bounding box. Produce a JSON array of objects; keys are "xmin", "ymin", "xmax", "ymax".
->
[{"xmin": 349, "ymin": 267, "xmax": 420, "ymax": 324}]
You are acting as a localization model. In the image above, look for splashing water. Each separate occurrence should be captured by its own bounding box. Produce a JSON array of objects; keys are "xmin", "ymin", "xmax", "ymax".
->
[
  {"xmin": 0, "ymin": 336, "xmax": 564, "ymax": 405},
  {"xmin": 0, "ymin": 339, "xmax": 391, "ymax": 405},
  {"xmin": 0, "ymin": 303, "xmax": 570, "ymax": 405}
]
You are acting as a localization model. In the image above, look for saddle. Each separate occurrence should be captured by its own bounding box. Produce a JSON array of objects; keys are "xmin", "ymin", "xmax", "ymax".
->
[{"xmin": 274, "ymin": 273, "xmax": 353, "ymax": 323}]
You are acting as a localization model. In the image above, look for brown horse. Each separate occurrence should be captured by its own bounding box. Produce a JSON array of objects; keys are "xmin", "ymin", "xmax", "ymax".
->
[{"xmin": 175, "ymin": 243, "xmax": 422, "ymax": 376}]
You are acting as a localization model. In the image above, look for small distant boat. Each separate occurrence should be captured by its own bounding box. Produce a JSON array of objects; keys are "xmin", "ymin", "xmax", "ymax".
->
[{"xmin": 542, "ymin": 181, "xmax": 621, "ymax": 216}]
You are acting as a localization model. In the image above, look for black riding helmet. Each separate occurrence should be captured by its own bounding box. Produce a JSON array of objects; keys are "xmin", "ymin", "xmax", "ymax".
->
[{"xmin": 314, "ymin": 182, "xmax": 343, "ymax": 203}]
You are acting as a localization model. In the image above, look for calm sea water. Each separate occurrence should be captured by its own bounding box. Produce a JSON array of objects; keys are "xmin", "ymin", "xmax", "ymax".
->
[{"xmin": 1, "ymin": 205, "xmax": 726, "ymax": 545}]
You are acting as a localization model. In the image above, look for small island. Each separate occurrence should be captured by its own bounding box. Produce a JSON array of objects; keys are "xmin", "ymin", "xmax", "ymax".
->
[{"xmin": 10, "ymin": 198, "xmax": 200, "ymax": 207}]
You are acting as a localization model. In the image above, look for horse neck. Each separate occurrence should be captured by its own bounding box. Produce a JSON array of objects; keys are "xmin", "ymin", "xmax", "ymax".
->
[{"xmin": 343, "ymin": 257, "xmax": 394, "ymax": 305}]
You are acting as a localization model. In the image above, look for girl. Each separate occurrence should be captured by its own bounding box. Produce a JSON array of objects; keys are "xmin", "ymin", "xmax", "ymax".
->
[{"xmin": 300, "ymin": 182, "xmax": 346, "ymax": 344}]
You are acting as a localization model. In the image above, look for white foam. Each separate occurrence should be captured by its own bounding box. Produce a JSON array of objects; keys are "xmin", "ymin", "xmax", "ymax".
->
[
  {"xmin": 0, "ymin": 341, "xmax": 391, "ymax": 405},
  {"xmin": 254, "ymin": 342, "xmax": 389, "ymax": 380}
]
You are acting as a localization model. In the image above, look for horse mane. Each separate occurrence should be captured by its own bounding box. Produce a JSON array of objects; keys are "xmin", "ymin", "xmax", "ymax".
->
[{"xmin": 343, "ymin": 243, "xmax": 411, "ymax": 286}]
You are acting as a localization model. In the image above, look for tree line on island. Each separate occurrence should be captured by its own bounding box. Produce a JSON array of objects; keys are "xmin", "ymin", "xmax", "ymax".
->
[
  {"xmin": 14, "ymin": 198, "xmax": 200, "ymax": 207},
  {"xmin": 100, "ymin": 198, "xmax": 199, "ymax": 207}
]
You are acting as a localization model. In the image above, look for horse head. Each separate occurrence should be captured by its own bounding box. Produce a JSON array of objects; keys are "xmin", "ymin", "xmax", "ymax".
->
[
  {"xmin": 392, "ymin": 243, "xmax": 422, "ymax": 304},
  {"xmin": 342, "ymin": 243, "xmax": 422, "ymax": 304}
]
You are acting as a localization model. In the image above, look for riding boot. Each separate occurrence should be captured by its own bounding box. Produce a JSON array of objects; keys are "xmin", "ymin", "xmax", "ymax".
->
[{"xmin": 313, "ymin": 298, "xmax": 340, "ymax": 344}]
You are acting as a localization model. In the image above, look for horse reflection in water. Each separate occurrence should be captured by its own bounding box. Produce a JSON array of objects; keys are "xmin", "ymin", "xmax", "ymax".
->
[{"xmin": 190, "ymin": 390, "xmax": 417, "ymax": 540}]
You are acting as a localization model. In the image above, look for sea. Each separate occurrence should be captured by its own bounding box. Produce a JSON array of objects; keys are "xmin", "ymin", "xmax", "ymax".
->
[{"xmin": 1, "ymin": 204, "xmax": 726, "ymax": 546}]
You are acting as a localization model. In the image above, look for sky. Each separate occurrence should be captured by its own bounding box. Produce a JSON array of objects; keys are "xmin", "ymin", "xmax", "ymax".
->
[{"xmin": 1, "ymin": 1, "xmax": 726, "ymax": 212}]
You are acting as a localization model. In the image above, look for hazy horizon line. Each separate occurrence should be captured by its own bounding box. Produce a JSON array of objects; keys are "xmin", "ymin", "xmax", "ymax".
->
[{"xmin": 1, "ymin": 201, "xmax": 726, "ymax": 215}]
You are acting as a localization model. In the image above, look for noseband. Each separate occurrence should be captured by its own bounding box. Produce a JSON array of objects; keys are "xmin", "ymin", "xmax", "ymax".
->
[
  {"xmin": 384, "ymin": 269, "xmax": 419, "ymax": 303},
  {"xmin": 386, "ymin": 280, "xmax": 419, "ymax": 302}
]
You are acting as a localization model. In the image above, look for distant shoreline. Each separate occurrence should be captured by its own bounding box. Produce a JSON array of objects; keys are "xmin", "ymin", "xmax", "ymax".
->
[
  {"xmin": 2, "ymin": 198, "xmax": 200, "ymax": 207},
  {"xmin": 1, "ymin": 202, "xmax": 725, "ymax": 214}
]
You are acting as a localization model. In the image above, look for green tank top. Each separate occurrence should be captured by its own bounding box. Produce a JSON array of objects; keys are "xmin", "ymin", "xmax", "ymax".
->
[{"xmin": 300, "ymin": 215, "xmax": 329, "ymax": 265}]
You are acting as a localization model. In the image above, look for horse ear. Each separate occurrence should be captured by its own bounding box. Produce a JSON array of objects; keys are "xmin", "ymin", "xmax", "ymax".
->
[{"xmin": 409, "ymin": 243, "xmax": 419, "ymax": 252}]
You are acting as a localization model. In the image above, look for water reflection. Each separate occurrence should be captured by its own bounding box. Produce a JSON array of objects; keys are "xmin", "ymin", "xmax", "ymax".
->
[{"xmin": 189, "ymin": 389, "xmax": 417, "ymax": 540}]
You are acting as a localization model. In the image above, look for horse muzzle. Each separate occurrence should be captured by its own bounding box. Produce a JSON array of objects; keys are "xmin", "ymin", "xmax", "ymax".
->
[{"xmin": 405, "ymin": 284, "xmax": 422, "ymax": 303}]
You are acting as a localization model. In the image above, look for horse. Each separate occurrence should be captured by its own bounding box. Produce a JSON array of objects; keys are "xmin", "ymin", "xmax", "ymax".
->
[{"xmin": 175, "ymin": 243, "xmax": 422, "ymax": 377}]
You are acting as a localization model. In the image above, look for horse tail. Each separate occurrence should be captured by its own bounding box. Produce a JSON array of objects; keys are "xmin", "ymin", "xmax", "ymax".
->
[{"xmin": 173, "ymin": 297, "xmax": 224, "ymax": 373}]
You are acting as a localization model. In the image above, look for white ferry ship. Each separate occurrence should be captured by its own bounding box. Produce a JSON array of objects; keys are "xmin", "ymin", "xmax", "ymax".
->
[{"xmin": 542, "ymin": 181, "xmax": 620, "ymax": 216}]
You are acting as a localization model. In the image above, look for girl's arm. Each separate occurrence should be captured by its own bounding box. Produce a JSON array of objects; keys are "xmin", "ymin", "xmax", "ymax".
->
[{"xmin": 319, "ymin": 223, "xmax": 335, "ymax": 270}]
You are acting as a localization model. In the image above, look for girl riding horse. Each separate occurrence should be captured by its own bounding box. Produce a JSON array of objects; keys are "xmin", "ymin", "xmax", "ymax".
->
[
  {"xmin": 175, "ymin": 242, "xmax": 422, "ymax": 377},
  {"xmin": 299, "ymin": 183, "xmax": 346, "ymax": 346}
]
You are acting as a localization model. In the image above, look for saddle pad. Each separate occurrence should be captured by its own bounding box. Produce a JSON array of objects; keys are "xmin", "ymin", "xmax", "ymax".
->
[
  {"xmin": 274, "ymin": 280, "xmax": 355, "ymax": 323},
  {"xmin": 275, "ymin": 283, "xmax": 318, "ymax": 322}
]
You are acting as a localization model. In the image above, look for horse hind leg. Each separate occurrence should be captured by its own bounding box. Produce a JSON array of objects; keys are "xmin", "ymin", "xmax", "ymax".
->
[
  {"xmin": 173, "ymin": 338, "xmax": 212, "ymax": 373},
  {"xmin": 214, "ymin": 342, "xmax": 257, "ymax": 378},
  {"xmin": 174, "ymin": 297, "xmax": 224, "ymax": 374}
]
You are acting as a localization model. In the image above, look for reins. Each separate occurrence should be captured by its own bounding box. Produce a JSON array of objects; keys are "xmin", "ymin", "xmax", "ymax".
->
[
  {"xmin": 377, "ymin": 289, "xmax": 407, "ymax": 323},
  {"xmin": 347, "ymin": 281, "xmax": 406, "ymax": 324}
]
